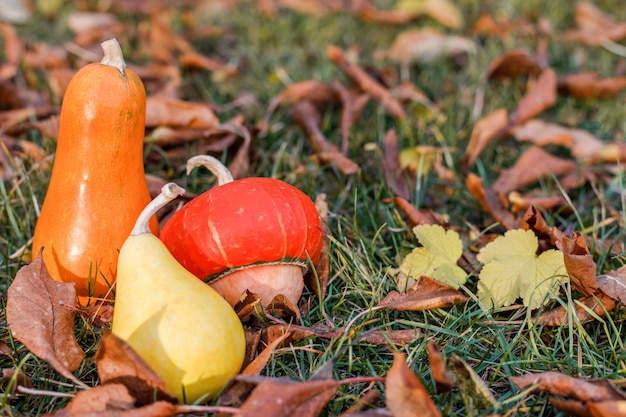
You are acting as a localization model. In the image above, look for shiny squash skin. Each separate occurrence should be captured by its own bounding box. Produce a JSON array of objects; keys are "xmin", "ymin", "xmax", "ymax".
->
[{"xmin": 32, "ymin": 41, "xmax": 157, "ymax": 304}]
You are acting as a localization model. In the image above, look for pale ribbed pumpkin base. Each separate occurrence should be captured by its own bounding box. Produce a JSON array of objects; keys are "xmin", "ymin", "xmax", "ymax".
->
[{"xmin": 209, "ymin": 264, "xmax": 304, "ymax": 307}]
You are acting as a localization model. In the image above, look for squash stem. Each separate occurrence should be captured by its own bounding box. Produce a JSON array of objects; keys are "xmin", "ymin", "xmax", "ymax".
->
[
  {"xmin": 100, "ymin": 38, "xmax": 126, "ymax": 75},
  {"xmin": 186, "ymin": 155, "xmax": 234, "ymax": 186},
  {"xmin": 131, "ymin": 183, "xmax": 185, "ymax": 236}
]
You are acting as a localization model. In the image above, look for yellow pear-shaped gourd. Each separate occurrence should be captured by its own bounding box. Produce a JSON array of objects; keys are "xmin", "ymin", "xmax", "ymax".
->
[{"xmin": 111, "ymin": 183, "xmax": 245, "ymax": 404}]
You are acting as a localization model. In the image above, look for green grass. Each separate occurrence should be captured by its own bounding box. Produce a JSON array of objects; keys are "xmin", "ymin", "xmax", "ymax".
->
[{"xmin": 2, "ymin": 0, "xmax": 626, "ymax": 415}]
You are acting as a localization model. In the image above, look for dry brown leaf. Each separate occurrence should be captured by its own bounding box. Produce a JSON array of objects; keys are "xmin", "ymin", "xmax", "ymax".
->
[
  {"xmin": 392, "ymin": 196, "xmax": 444, "ymax": 227},
  {"xmin": 562, "ymin": 2, "xmax": 626, "ymax": 46},
  {"xmin": 558, "ymin": 72, "xmax": 626, "ymax": 99},
  {"xmin": 561, "ymin": 232, "xmax": 598, "ymax": 296},
  {"xmin": 6, "ymin": 254, "xmax": 85, "ymax": 385},
  {"xmin": 427, "ymin": 342, "xmax": 453, "ymax": 393},
  {"xmin": 387, "ymin": 29, "xmax": 474, "ymax": 66},
  {"xmin": 382, "ymin": 129, "xmax": 410, "ymax": 200},
  {"xmin": 179, "ymin": 50, "xmax": 238, "ymax": 78},
  {"xmin": 588, "ymin": 401, "xmax": 626, "ymax": 417},
  {"xmin": 237, "ymin": 377, "xmax": 339, "ymax": 417},
  {"xmin": 511, "ymin": 119, "xmax": 604, "ymax": 161},
  {"xmin": 491, "ymin": 146, "xmax": 577, "ymax": 197},
  {"xmin": 243, "ymin": 330, "xmax": 292, "ymax": 376},
  {"xmin": 358, "ymin": 329, "xmax": 421, "ymax": 347},
  {"xmin": 509, "ymin": 68, "xmax": 557, "ymax": 126},
  {"xmin": 597, "ymin": 265, "xmax": 626, "ymax": 303},
  {"xmin": 385, "ymin": 352, "xmax": 441, "ymax": 417},
  {"xmin": 145, "ymin": 96, "xmax": 220, "ymax": 129},
  {"xmin": 327, "ymin": 45, "xmax": 406, "ymax": 120},
  {"xmin": 511, "ymin": 371, "xmax": 626, "ymax": 403},
  {"xmin": 76, "ymin": 304, "xmax": 114, "ymax": 329},
  {"xmin": 291, "ymin": 100, "xmax": 359, "ymax": 174},
  {"xmin": 519, "ymin": 205, "xmax": 565, "ymax": 251},
  {"xmin": 486, "ymin": 49, "xmax": 543, "ymax": 81},
  {"xmin": 465, "ymin": 173, "xmax": 517, "ymax": 230},
  {"xmin": 535, "ymin": 292, "xmax": 616, "ymax": 326},
  {"xmin": 509, "ymin": 192, "xmax": 569, "ymax": 214},
  {"xmin": 378, "ymin": 276, "xmax": 468, "ymax": 311},
  {"xmin": 94, "ymin": 331, "xmax": 177, "ymax": 405},
  {"xmin": 304, "ymin": 193, "xmax": 331, "ymax": 300},
  {"xmin": 2, "ymin": 368, "xmax": 33, "ymax": 394},
  {"xmin": 461, "ymin": 108, "xmax": 509, "ymax": 169}
]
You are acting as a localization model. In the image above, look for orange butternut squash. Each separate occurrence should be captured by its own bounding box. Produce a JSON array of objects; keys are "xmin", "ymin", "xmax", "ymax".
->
[{"xmin": 32, "ymin": 38, "xmax": 157, "ymax": 305}]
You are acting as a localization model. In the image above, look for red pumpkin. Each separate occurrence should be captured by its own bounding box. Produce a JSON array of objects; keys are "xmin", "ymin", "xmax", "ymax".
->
[{"xmin": 159, "ymin": 155, "xmax": 324, "ymax": 306}]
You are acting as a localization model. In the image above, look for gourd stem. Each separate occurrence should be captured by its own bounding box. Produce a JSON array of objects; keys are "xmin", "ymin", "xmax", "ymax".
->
[
  {"xmin": 131, "ymin": 183, "xmax": 185, "ymax": 236},
  {"xmin": 186, "ymin": 155, "xmax": 234, "ymax": 186},
  {"xmin": 100, "ymin": 38, "xmax": 126, "ymax": 75}
]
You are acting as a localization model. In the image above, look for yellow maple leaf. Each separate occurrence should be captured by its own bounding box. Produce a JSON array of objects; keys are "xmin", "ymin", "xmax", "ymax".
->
[
  {"xmin": 476, "ymin": 229, "xmax": 568, "ymax": 310},
  {"xmin": 399, "ymin": 224, "xmax": 467, "ymax": 289}
]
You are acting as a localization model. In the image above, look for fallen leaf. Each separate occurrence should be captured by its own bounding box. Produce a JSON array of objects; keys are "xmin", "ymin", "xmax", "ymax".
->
[
  {"xmin": 511, "ymin": 371, "xmax": 626, "ymax": 403},
  {"xmin": 597, "ymin": 265, "xmax": 626, "ymax": 303},
  {"xmin": 387, "ymin": 28, "xmax": 474, "ymax": 66},
  {"xmin": 385, "ymin": 352, "xmax": 441, "ymax": 417},
  {"xmin": 399, "ymin": 224, "xmax": 467, "ymax": 288},
  {"xmin": 509, "ymin": 192, "xmax": 569, "ymax": 214},
  {"xmin": 535, "ymin": 292, "xmax": 616, "ymax": 326},
  {"xmin": 477, "ymin": 228, "xmax": 568, "ymax": 309},
  {"xmin": 558, "ymin": 72, "xmax": 626, "ymax": 99},
  {"xmin": 237, "ymin": 377, "xmax": 339, "ymax": 417},
  {"xmin": 392, "ymin": 196, "xmax": 443, "ymax": 227},
  {"xmin": 382, "ymin": 129, "xmax": 410, "ymax": 201},
  {"xmin": 561, "ymin": 232, "xmax": 598, "ymax": 296},
  {"xmin": 491, "ymin": 146, "xmax": 577, "ymax": 197},
  {"xmin": 327, "ymin": 45, "xmax": 406, "ymax": 119},
  {"xmin": 509, "ymin": 68, "xmax": 557, "ymax": 126},
  {"xmin": 519, "ymin": 205, "xmax": 565, "ymax": 251},
  {"xmin": 562, "ymin": 2, "xmax": 626, "ymax": 46},
  {"xmin": 358, "ymin": 329, "xmax": 421, "ymax": 347},
  {"xmin": 378, "ymin": 276, "xmax": 468, "ymax": 310},
  {"xmin": 465, "ymin": 173, "xmax": 518, "ymax": 230},
  {"xmin": 6, "ymin": 254, "xmax": 85, "ymax": 385},
  {"xmin": 447, "ymin": 354, "xmax": 497, "ymax": 414},
  {"xmin": 511, "ymin": 119, "xmax": 605, "ymax": 161},
  {"xmin": 2, "ymin": 368, "xmax": 33, "ymax": 394},
  {"xmin": 461, "ymin": 108, "xmax": 509, "ymax": 169},
  {"xmin": 393, "ymin": 0, "xmax": 464, "ymax": 29},
  {"xmin": 427, "ymin": 342, "xmax": 453, "ymax": 393},
  {"xmin": 486, "ymin": 49, "xmax": 543, "ymax": 81},
  {"xmin": 145, "ymin": 96, "xmax": 220, "ymax": 129},
  {"xmin": 588, "ymin": 400, "xmax": 626, "ymax": 417},
  {"xmin": 291, "ymin": 100, "xmax": 359, "ymax": 174}
]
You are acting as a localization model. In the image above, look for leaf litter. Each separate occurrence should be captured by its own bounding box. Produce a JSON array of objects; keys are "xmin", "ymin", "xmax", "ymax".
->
[{"xmin": 3, "ymin": 0, "xmax": 626, "ymax": 416}]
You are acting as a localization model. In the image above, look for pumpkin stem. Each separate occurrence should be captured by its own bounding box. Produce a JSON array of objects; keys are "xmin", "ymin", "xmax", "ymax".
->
[
  {"xmin": 131, "ymin": 183, "xmax": 185, "ymax": 236},
  {"xmin": 186, "ymin": 155, "xmax": 234, "ymax": 186},
  {"xmin": 100, "ymin": 38, "xmax": 126, "ymax": 75}
]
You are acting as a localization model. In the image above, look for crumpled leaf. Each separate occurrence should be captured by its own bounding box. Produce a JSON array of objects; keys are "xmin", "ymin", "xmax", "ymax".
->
[
  {"xmin": 399, "ymin": 224, "xmax": 467, "ymax": 288},
  {"xmin": 145, "ymin": 96, "xmax": 220, "ymax": 129},
  {"xmin": 465, "ymin": 173, "xmax": 517, "ymax": 230},
  {"xmin": 385, "ymin": 352, "xmax": 441, "ymax": 417},
  {"xmin": 562, "ymin": 2, "xmax": 626, "ymax": 46},
  {"xmin": 379, "ymin": 276, "xmax": 468, "ymax": 310},
  {"xmin": 561, "ymin": 232, "xmax": 598, "ymax": 296},
  {"xmin": 477, "ymin": 229, "xmax": 568, "ymax": 309},
  {"xmin": 94, "ymin": 331, "xmax": 177, "ymax": 405},
  {"xmin": 6, "ymin": 254, "xmax": 85, "ymax": 385},
  {"xmin": 447, "ymin": 354, "xmax": 497, "ymax": 414}
]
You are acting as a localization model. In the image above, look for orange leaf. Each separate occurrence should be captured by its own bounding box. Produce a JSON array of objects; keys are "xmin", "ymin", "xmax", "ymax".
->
[
  {"xmin": 385, "ymin": 352, "xmax": 441, "ymax": 417},
  {"xmin": 378, "ymin": 276, "xmax": 468, "ymax": 311}
]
